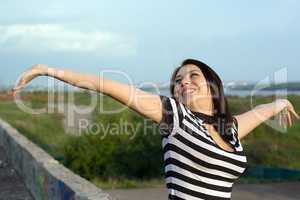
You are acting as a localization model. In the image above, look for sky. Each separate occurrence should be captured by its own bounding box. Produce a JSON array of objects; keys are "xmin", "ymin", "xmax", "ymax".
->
[{"xmin": 0, "ymin": 0, "xmax": 299, "ymax": 88}]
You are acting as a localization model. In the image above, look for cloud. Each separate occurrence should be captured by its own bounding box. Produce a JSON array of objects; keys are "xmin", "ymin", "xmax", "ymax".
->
[{"xmin": 0, "ymin": 24, "xmax": 137, "ymax": 56}]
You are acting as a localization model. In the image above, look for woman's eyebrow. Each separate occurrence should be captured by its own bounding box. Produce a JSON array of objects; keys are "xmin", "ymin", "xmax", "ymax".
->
[
  {"xmin": 175, "ymin": 70, "xmax": 200, "ymax": 79},
  {"xmin": 190, "ymin": 70, "xmax": 201, "ymax": 73}
]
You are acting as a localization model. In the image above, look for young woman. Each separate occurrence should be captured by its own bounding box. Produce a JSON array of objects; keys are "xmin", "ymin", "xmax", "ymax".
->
[{"xmin": 12, "ymin": 59, "xmax": 298, "ymax": 200}]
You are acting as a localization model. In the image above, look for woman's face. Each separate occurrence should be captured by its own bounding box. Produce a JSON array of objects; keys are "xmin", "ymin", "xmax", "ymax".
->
[{"xmin": 173, "ymin": 64, "xmax": 211, "ymax": 106}]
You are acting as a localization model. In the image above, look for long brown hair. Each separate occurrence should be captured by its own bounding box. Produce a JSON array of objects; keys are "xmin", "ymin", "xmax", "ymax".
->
[{"xmin": 170, "ymin": 59, "xmax": 235, "ymax": 143}]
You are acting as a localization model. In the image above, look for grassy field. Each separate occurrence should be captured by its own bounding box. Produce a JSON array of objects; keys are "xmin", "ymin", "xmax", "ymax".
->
[{"xmin": 0, "ymin": 90, "xmax": 299, "ymax": 188}]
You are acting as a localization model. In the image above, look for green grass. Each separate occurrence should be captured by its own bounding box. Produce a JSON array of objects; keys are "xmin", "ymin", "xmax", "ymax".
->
[
  {"xmin": 0, "ymin": 91, "xmax": 300, "ymax": 188},
  {"xmin": 0, "ymin": 100, "xmax": 69, "ymax": 158},
  {"xmin": 92, "ymin": 177, "xmax": 165, "ymax": 189}
]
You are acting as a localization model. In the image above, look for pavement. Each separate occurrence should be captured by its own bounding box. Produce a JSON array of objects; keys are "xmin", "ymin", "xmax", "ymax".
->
[
  {"xmin": 106, "ymin": 181, "xmax": 300, "ymax": 200},
  {"xmin": 0, "ymin": 146, "xmax": 33, "ymax": 200},
  {"xmin": 1, "ymin": 141, "xmax": 299, "ymax": 200}
]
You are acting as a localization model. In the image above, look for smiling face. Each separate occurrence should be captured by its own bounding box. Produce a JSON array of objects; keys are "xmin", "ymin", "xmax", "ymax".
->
[{"xmin": 173, "ymin": 64, "xmax": 212, "ymax": 108}]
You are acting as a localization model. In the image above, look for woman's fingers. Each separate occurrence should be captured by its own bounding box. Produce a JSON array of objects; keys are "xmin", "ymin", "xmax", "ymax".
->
[
  {"xmin": 282, "ymin": 111, "xmax": 287, "ymax": 128},
  {"xmin": 12, "ymin": 85, "xmax": 24, "ymax": 93},
  {"xmin": 12, "ymin": 68, "xmax": 38, "ymax": 92},
  {"xmin": 282, "ymin": 108, "xmax": 290, "ymax": 128},
  {"xmin": 12, "ymin": 83, "xmax": 26, "ymax": 95},
  {"xmin": 274, "ymin": 99, "xmax": 298, "ymax": 129},
  {"xmin": 11, "ymin": 80, "xmax": 24, "ymax": 97},
  {"xmin": 287, "ymin": 112, "xmax": 292, "ymax": 128},
  {"xmin": 278, "ymin": 109, "xmax": 291, "ymax": 129},
  {"xmin": 288, "ymin": 101, "xmax": 299, "ymax": 119},
  {"xmin": 278, "ymin": 111, "xmax": 282, "ymax": 127},
  {"xmin": 290, "ymin": 109, "xmax": 299, "ymax": 120},
  {"xmin": 286, "ymin": 102, "xmax": 299, "ymax": 121},
  {"xmin": 12, "ymin": 78, "xmax": 27, "ymax": 94}
]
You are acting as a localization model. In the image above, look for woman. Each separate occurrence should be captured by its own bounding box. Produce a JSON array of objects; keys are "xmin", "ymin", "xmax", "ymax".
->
[{"xmin": 12, "ymin": 59, "xmax": 298, "ymax": 200}]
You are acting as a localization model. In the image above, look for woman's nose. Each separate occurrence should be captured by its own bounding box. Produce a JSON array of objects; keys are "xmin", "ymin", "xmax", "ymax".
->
[{"xmin": 181, "ymin": 76, "xmax": 191, "ymax": 86}]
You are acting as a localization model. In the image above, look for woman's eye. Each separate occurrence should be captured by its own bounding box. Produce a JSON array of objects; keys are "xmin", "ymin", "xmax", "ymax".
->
[
  {"xmin": 175, "ymin": 79, "xmax": 181, "ymax": 83},
  {"xmin": 191, "ymin": 73, "xmax": 198, "ymax": 78}
]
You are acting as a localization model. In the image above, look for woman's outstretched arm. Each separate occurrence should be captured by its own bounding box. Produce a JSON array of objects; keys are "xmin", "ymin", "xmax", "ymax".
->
[
  {"xmin": 234, "ymin": 99, "xmax": 299, "ymax": 140},
  {"xmin": 12, "ymin": 64, "xmax": 163, "ymax": 123}
]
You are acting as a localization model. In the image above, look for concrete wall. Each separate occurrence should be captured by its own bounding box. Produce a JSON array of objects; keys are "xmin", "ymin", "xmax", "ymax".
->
[{"xmin": 0, "ymin": 118, "xmax": 112, "ymax": 200}]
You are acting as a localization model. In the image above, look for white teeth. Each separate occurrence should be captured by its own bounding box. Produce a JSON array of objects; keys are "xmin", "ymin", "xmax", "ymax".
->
[{"xmin": 182, "ymin": 89, "xmax": 195, "ymax": 95}]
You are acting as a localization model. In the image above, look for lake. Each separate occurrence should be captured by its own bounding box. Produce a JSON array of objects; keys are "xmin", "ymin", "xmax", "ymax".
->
[{"xmin": 143, "ymin": 88, "xmax": 300, "ymax": 97}]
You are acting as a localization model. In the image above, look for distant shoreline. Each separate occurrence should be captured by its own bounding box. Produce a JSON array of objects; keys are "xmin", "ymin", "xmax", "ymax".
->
[
  {"xmin": 142, "ymin": 88, "xmax": 300, "ymax": 97},
  {"xmin": 1, "ymin": 88, "xmax": 300, "ymax": 97}
]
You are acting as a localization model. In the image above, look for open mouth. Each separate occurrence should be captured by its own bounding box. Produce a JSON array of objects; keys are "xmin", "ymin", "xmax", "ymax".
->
[{"xmin": 182, "ymin": 88, "xmax": 196, "ymax": 96}]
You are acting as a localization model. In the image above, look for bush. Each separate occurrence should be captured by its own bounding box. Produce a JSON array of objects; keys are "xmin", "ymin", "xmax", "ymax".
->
[{"xmin": 62, "ymin": 98, "xmax": 164, "ymax": 180}]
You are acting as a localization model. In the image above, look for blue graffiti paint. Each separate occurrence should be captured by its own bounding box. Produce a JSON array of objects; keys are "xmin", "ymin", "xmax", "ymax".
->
[{"xmin": 58, "ymin": 181, "xmax": 75, "ymax": 200}]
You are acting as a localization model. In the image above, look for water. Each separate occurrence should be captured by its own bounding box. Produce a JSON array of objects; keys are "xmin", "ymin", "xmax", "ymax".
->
[
  {"xmin": 224, "ymin": 89, "xmax": 300, "ymax": 97},
  {"xmin": 143, "ymin": 88, "xmax": 300, "ymax": 97}
]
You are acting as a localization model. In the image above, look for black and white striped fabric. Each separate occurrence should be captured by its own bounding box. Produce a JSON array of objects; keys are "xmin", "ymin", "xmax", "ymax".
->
[{"xmin": 159, "ymin": 95, "xmax": 247, "ymax": 200}]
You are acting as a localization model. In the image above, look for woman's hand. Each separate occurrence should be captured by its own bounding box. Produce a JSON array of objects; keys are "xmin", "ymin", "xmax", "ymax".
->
[
  {"xmin": 274, "ymin": 99, "xmax": 299, "ymax": 128},
  {"xmin": 11, "ymin": 64, "xmax": 164, "ymax": 124},
  {"xmin": 12, "ymin": 64, "xmax": 48, "ymax": 96},
  {"xmin": 235, "ymin": 98, "xmax": 299, "ymax": 139}
]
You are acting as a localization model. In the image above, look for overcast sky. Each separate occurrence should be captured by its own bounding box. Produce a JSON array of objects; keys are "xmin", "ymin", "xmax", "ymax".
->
[{"xmin": 0, "ymin": 0, "xmax": 299, "ymax": 88}]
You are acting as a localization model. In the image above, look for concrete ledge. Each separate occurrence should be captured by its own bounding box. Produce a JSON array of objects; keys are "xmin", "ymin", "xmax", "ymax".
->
[{"xmin": 0, "ymin": 118, "xmax": 112, "ymax": 200}]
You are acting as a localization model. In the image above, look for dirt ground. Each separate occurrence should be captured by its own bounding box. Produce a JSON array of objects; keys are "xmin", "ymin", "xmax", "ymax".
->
[{"xmin": 105, "ymin": 182, "xmax": 300, "ymax": 200}]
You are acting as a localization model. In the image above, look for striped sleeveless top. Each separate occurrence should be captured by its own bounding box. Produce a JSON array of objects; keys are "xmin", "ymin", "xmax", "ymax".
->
[{"xmin": 159, "ymin": 95, "xmax": 247, "ymax": 200}]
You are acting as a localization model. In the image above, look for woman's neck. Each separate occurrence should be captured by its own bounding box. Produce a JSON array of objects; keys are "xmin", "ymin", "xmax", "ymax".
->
[{"xmin": 188, "ymin": 98, "xmax": 214, "ymax": 116}]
